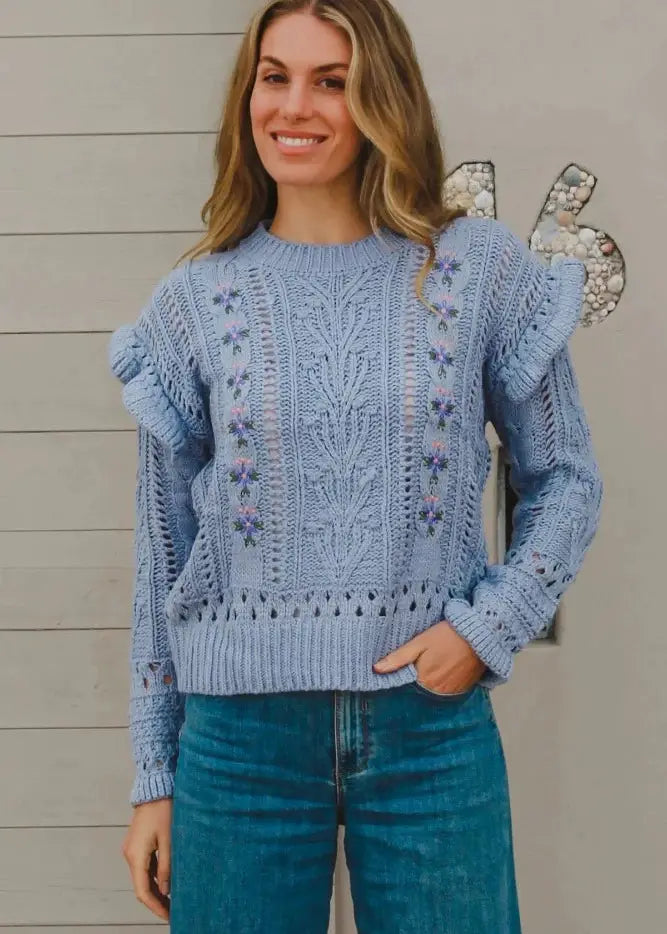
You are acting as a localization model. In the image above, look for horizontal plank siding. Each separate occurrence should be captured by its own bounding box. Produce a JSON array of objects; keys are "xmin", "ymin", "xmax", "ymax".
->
[
  {"xmin": 0, "ymin": 35, "xmax": 241, "ymax": 134},
  {"xmin": 0, "ymin": 0, "xmax": 258, "ymax": 35}
]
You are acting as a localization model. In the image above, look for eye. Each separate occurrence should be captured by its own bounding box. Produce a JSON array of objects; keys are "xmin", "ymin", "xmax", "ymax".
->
[
  {"xmin": 320, "ymin": 77, "xmax": 345, "ymax": 90},
  {"xmin": 261, "ymin": 73, "xmax": 345, "ymax": 90}
]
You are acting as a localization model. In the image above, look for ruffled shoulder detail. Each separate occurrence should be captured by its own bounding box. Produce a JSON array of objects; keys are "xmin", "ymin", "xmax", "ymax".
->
[
  {"xmin": 489, "ymin": 255, "xmax": 586, "ymax": 403},
  {"xmin": 109, "ymin": 321, "xmax": 209, "ymax": 456}
]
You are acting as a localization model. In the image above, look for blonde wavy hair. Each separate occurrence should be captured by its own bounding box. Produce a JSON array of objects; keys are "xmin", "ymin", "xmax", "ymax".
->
[{"xmin": 176, "ymin": 0, "xmax": 468, "ymax": 314}]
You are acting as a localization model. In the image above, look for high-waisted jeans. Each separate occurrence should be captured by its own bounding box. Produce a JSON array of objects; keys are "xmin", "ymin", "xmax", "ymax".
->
[{"xmin": 169, "ymin": 680, "xmax": 522, "ymax": 933}]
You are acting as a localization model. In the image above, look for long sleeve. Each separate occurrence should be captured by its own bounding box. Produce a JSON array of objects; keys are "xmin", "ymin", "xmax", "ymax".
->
[
  {"xmin": 444, "ymin": 226, "xmax": 604, "ymax": 687},
  {"xmin": 125, "ymin": 426, "xmax": 204, "ymax": 805},
  {"xmin": 108, "ymin": 267, "xmax": 212, "ymax": 805}
]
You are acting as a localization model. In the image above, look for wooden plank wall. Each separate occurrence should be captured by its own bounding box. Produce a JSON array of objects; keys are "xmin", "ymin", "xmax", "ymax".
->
[{"xmin": 0, "ymin": 2, "xmax": 260, "ymax": 928}]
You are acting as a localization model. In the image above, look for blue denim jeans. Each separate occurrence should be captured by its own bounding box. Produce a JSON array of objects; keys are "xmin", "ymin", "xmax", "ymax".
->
[{"xmin": 170, "ymin": 680, "xmax": 522, "ymax": 933}]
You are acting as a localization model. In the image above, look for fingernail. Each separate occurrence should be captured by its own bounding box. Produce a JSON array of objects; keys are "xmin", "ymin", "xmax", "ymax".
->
[
  {"xmin": 160, "ymin": 881, "xmax": 169, "ymax": 895},
  {"xmin": 375, "ymin": 660, "xmax": 389, "ymax": 670}
]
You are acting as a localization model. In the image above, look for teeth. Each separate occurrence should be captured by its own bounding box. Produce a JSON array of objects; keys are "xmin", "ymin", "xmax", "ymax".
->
[{"xmin": 276, "ymin": 135, "xmax": 322, "ymax": 146}]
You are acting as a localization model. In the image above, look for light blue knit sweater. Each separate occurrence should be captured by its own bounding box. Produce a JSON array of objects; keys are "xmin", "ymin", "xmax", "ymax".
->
[{"xmin": 108, "ymin": 215, "xmax": 603, "ymax": 805}]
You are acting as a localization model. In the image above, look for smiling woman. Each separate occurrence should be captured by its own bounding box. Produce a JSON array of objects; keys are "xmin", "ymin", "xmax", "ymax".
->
[
  {"xmin": 248, "ymin": 14, "xmax": 372, "ymax": 240},
  {"xmin": 110, "ymin": 0, "xmax": 602, "ymax": 930},
  {"xmin": 174, "ymin": 0, "xmax": 467, "ymax": 298}
]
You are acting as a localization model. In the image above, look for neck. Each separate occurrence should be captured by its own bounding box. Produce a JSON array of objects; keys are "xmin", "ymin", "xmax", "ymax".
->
[{"xmin": 270, "ymin": 174, "xmax": 371, "ymax": 246}]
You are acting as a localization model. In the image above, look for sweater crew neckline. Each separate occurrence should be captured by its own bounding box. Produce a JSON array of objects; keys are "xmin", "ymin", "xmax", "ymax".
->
[{"xmin": 238, "ymin": 216, "xmax": 407, "ymax": 275}]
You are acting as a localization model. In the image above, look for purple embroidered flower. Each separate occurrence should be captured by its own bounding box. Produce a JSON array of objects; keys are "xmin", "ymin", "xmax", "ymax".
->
[
  {"xmin": 434, "ymin": 251, "xmax": 462, "ymax": 285},
  {"xmin": 418, "ymin": 494, "xmax": 443, "ymax": 535},
  {"xmin": 221, "ymin": 321, "xmax": 250, "ymax": 355},
  {"xmin": 428, "ymin": 340, "xmax": 454, "ymax": 377},
  {"xmin": 212, "ymin": 282, "xmax": 241, "ymax": 314},
  {"xmin": 432, "ymin": 294, "xmax": 459, "ymax": 330},
  {"xmin": 228, "ymin": 406, "xmax": 254, "ymax": 445},
  {"xmin": 233, "ymin": 504, "xmax": 264, "ymax": 546},
  {"xmin": 423, "ymin": 440, "xmax": 449, "ymax": 483},
  {"xmin": 227, "ymin": 363, "xmax": 250, "ymax": 399},
  {"xmin": 430, "ymin": 386, "xmax": 455, "ymax": 428},
  {"xmin": 229, "ymin": 456, "xmax": 258, "ymax": 496}
]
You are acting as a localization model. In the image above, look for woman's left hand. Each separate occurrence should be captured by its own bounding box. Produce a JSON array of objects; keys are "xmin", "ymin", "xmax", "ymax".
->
[{"xmin": 373, "ymin": 619, "xmax": 486, "ymax": 693}]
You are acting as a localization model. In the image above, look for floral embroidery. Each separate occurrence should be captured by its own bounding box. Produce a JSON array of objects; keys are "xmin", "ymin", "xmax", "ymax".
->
[
  {"xmin": 418, "ymin": 494, "xmax": 444, "ymax": 536},
  {"xmin": 431, "ymin": 295, "xmax": 459, "ymax": 328},
  {"xmin": 233, "ymin": 504, "xmax": 264, "ymax": 546},
  {"xmin": 212, "ymin": 263, "xmax": 263, "ymax": 550},
  {"xmin": 229, "ymin": 456, "xmax": 259, "ymax": 496},
  {"xmin": 414, "ymin": 230, "xmax": 471, "ymax": 545},
  {"xmin": 227, "ymin": 405, "xmax": 254, "ymax": 446},
  {"xmin": 212, "ymin": 282, "xmax": 241, "ymax": 313},
  {"xmin": 430, "ymin": 385, "xmax": 455, "ymax": 428},
  {"xmin": 221, "ymin": 321, "xmax": 250, "ymax": 354},
  {"xmin": 434, "ymin": 252, "xmax": 462, "ymax": 280},
  {"xmin": 423, "ymin": 440, "xmax": 449, "ymax": 484},
  {"xmin": 428, "ymin": 339, "xmax": 455, "ymax": 375},
  {"xmin": 226, "ymin": 363, "xmax": 250, "ymax": 399}
]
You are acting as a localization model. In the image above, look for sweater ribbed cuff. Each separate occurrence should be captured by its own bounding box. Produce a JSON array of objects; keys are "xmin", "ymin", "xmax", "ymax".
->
[
  {"xmin": 130, "ymin": 769, "xmax": 175, "ymax": 808},
  {"xmin": 443, "ymin": 597, "xmax": 514, "ymax": 687}
]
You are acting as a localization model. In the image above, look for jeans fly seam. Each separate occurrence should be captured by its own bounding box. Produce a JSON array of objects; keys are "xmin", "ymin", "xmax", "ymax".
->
[{"xmin": 333, "ymin": 691, "xmax": 344, "ymax": 824}]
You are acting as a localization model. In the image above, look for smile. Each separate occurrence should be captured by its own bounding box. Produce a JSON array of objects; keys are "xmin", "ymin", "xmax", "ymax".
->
[{"xmin": 270, "ymin": 133, "xmax": 327, "ymax": 149}]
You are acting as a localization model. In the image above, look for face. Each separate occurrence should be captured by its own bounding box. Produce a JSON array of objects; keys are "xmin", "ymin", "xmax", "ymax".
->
[{"xmin": 249, "ymin": 12, "xmax": 365, "ymax": 188}]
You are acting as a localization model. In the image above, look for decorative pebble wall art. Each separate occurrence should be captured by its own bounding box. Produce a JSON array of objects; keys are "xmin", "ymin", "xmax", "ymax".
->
[{"xmin": 443, "ymin": 162, "xmax": 626, "ymax": 326}]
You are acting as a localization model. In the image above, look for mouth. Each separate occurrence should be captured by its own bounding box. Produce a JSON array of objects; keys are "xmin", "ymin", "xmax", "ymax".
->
[{"xmin": 270, "ymin": 132, "xmax": 327, "ymax": 152}]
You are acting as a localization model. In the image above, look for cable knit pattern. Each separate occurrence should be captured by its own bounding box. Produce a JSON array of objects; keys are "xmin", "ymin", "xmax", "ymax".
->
[{"xmin": 108, "ymin": 215, "xmax": 603, "ymax": 805}]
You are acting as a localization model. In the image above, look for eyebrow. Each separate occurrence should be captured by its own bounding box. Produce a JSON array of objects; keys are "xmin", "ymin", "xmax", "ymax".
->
[{"xmin": 258, "ymin": 55, "xmax": 349, "ymax": 73}]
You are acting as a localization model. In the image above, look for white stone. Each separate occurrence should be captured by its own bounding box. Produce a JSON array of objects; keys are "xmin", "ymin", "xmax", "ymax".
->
[
  {"xmin": 608, "ymin": 274, "xmax": 624, "ymax": 293},
  {"xmin": 579, "ymin": 227, "xmax": 597, "ymax": 247},
  {"xmin": 451, "ymin": 170, "xmax": 468, "ymax": 192},
  {"xmin": 474, "ymin": 189, "xmax": 493, "ymax": 211}
]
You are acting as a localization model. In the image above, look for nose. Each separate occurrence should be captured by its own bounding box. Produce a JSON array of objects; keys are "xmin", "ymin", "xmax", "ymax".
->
[{"xmin": 280, "ymin": 78, "xmax": 314, "ymax": 121}]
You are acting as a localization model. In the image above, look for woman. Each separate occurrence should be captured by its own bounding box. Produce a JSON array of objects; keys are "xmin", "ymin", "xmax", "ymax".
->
[{"xmin": 110, "ymin": 0, "xmax": 603, "ymax": 930}]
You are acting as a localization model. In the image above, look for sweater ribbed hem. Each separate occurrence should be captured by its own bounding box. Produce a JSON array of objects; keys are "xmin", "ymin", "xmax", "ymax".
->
[{"xmin": 167, "ymin": 612, "xmax": 429, "ymax": 695}]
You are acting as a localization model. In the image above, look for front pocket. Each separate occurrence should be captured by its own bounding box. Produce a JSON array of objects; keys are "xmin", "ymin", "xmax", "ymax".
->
[{"xmin": 411, "ymin": 678, "xmax": 478, "ymax": 700}]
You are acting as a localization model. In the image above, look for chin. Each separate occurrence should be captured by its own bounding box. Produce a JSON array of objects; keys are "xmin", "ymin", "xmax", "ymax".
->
[{"xmin": 267, "ymin": 166, "xmax": 331, "ymax": 185}]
